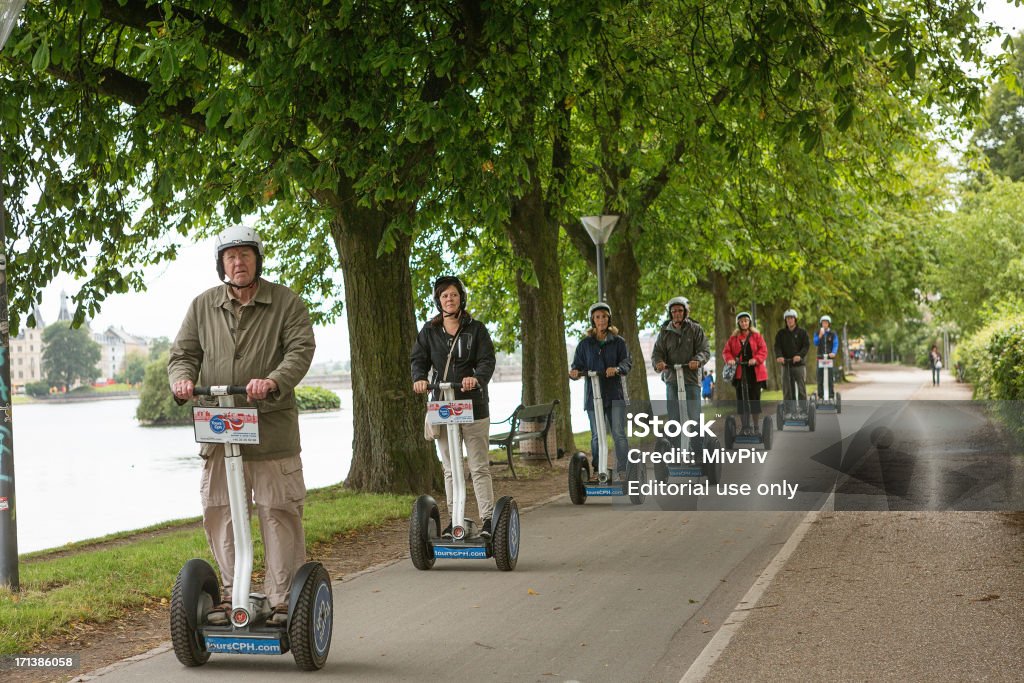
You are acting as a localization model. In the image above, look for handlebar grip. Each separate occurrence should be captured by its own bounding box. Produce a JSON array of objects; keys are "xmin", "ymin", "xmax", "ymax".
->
[
  {"xmin": 192, "ymin": 385, "xmax": 249, "ymax": 397},
  {"xmin": 426, "ymin": 383, "xmax": 480, "ymax": 392}
]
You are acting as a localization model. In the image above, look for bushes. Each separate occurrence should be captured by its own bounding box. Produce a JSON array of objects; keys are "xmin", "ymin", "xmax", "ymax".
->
[
  {"xmin": 135, "ymin": 353, "xmax": 193, "ymax": 425},
  {"xmin": 958, "ymin": 313, "xmax": 1024, "ymax": 400},
  {"xmin": 25, "ymin": 381, "xmax": 50, "ymax": 398},
  {"xmin": 958, "ymin": 315, "xmax": 1024, "ymax": 441},
  {"xmin": 294, "ymin": 385, "xmax": 341, "ymax": 411}
]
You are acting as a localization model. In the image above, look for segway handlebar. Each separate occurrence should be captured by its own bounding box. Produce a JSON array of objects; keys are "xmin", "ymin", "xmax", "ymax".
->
[
  {"xmin": 425, "ymin": 382, "xmax": 480, "ymax": 392},
  {"xmin": 192, "ymin": 385, "xmax": 249, "ymax": 397}
]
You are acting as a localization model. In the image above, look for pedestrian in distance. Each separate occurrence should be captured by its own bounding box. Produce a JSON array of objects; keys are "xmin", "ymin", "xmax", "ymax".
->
[
  {"xmin": 929, "ymin": 344, "xmax": 943, "ymax": 386},
  {"xmin": 773, "ymin": 309, "xmax": 810, "ymax": 414},
  {"xmin": 651, "ymin": 296, "xmax": 710, "ymax": 449},
  {"xmin": 702, "ymin": 371, "xmax": 715, "ymax": 404},
  {"xmin": 569, "ymin": 302, "xmax": 632, "ymax": 479},
  {"xmin": 813, "ymin": 314, "xmax": 839, "ymax": 397},
  {"xmin": 724, "ymin": 312, "xmax": 769, "ymax": 435},
  {"xmin": 169, "ymin": 225, "xmax": 316, "ymax": 626},
  {"xmin": 411, "ymin": 275, "xmax": 498, "ymax": 539}
]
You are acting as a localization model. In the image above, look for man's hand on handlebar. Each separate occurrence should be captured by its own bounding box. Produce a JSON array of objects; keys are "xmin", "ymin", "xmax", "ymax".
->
[
  {"xmin": 688, "ymin": 360, "xmax": 699, "ymax": 371},
  {"xmin": 569, "ymin": 368, "xmax": 580, "ymax": 380},
  {"xmin": 172, "ymin": 379, "xmax": 194, "ymax": 400},
  {"xmin": 776, "ymin": 356, "xmax": 785, "ymax": 364},
  {"xmin": 246, "ymin": 378, "xmax": 278, "ymax": 401},
  {"xmin": 793, "ymin": 355, "xmax": 801, "ymax": 363},
  {"xmin": 413, "ymin": 380, "xmax": 429, "ymax": 394},
  {"xmin": 655, "ymin": 361, "xmax": 666, "ymax": 372},
  {"xmin": 461, "ymin": 377, "xmax": 478, "ymax": 392}
]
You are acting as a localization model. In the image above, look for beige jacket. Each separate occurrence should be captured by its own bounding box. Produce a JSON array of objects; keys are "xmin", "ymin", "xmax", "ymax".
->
[{"xmin": 168, "ymin": 279, "xmax": 316, "ymax": 461}]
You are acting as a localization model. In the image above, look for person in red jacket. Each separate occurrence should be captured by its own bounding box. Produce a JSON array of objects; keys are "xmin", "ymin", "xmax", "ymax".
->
[{"xmin": 723, "ymin": 311, "xmax": 769, "ymax": 436}]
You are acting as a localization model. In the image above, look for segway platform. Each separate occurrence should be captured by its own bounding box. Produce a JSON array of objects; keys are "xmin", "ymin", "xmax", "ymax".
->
[
  {"xmin": 172, "ymin": 385, "xmax": 333, "ymax": 671},
  {"xmin": 410, "ymin": 494, "xmax": 520, "ymax": 570},
  {"xmin": 411, "ymin": 383, "xmax": 521, "ymax": 571}
]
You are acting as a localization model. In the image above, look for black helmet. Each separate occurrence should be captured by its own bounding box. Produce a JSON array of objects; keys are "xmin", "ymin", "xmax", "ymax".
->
[
  {"xmin": 215, "ymin": 225, "xmax": 264, "ymax": 284},
  {"xmin": 433, "ymin": 275, "xmax": 467, "ymax": 312}
]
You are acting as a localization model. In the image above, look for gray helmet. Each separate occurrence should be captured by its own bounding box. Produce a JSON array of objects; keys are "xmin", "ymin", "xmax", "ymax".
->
[
  {"xmin": 784, "ymin": 309, "xmax": 798, "ymax": 320},
  {"xmin": 666, "ymin": 296, "xmax": 690, "ymax": 316},
  {"xmin": 589, "ymin": 302, "xmax": 612, "ymax": 325},
  {"xmin": 215, "ymin": 225, "xmax": 264, "ymax": 283},
  {"xmin": 820, "ymin": 314, "xmax": 832, "ymax": 325},
  {"xmin": 736, "ymin": 311, "xmax": 752, "ymax": 325}
]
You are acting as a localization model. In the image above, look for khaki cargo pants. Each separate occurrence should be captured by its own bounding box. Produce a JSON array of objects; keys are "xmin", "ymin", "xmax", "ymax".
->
[
  {"xmin": 201, "ymin": 447, "xmax": 306, "ymax": 607},
  {"xmin": 435, "ymin": 417, "xmax": 495, "ymax": 522}
]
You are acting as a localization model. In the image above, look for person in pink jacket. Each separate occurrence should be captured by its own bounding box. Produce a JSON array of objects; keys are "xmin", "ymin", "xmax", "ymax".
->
[{"xmin": 723, "ymin": 312, "xmax": 769, "ymax": 436}]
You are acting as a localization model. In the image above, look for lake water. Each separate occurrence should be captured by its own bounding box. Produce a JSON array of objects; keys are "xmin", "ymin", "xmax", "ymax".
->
[{"xmin": 11, "ymin": 375, "xmax": 667, "ymax": 553}]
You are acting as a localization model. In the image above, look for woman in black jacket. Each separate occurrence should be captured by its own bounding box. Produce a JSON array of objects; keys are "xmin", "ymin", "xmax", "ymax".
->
[{"xmin": 411, "ymin": 276, "xmax": 497, "ymax": 538}]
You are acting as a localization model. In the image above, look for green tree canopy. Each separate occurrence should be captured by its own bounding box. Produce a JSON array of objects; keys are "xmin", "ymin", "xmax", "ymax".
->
[{"xmin": 973, "ymin": 33, "xmax": 1024, "ymax": 181}]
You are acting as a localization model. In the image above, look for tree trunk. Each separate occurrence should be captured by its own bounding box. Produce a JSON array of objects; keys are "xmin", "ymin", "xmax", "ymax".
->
[
  {"xmin": 606, "ymin": 234, "xmax": 650, "ymax": 406},
  {"xmin": 507, "ymin": 183, "xmax": 575, "ymax": 458},
  {"xmin": 711, "ymin": 270, "xmax": 736, "ymax": 403},
  {"xmin": 331, "ymin": 209, "xmax": 441, "ymax": 494},
  {"xmin": 758, "ymin": 301, "xmax": 784, "ymax": 392}
]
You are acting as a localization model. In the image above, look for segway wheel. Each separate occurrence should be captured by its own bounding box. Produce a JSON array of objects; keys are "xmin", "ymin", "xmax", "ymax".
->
[
  {"xmin": 654, "ymin": 438, "xmax": 671, "ymax": 483},
  {"xmin": 808, "ymin": 402, "xmax": 816, "ymax": 432},
  {"xmin": 724, "ymin": 416, "xmax": 736, "ymax": 449},
  {"xmin": 568, "ymin": 452, "xmax": 589, "ymax": 505},
  {"xmin": 627, "ymin": 462, "xmax": 645, "ymax": 505},
  {"xmin": 836, "ymin": 392, "xmax": 842, "ymax": 414},
  {"xmin": 702, "ymin": 436, "xmax": 722, "ymax": 486},
  {"xmin": 761, "ymin": 416, "xmax": 773, "ymax": 450},
  {"xmin": 290, "ymin": 563, "xmax": 333, "ymax": 671},
  {"xmin": 776, "ymin": 403, "xmax": 785, "ymax": 431},
  {"xmin": 170, "ymin": 558, "xmax": 218, "ymax": 667},
  {"xmin": 493, "ymin": 496, "xmax": 520, "ymax": 571},
  {"xmin": 409, "ymin": 495, "xmax": 438, "ymax": 570}
]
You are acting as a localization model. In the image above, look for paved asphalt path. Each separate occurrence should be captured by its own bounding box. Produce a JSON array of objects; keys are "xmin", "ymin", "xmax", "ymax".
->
[{"xmin": 84, "ymin": 364, "xmax": 1018, "ymax": 682}]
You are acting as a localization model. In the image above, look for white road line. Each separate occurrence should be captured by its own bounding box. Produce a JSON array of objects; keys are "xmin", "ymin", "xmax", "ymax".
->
[{"xmin": 680, "ymin": 492, "xmax": 833, "ymax": 683}]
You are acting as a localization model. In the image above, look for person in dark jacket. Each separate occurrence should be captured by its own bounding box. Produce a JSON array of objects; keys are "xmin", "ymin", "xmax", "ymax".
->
[
  {"xmin": 569, "ymin": 302, "xmax": 632, "ymax": 478},
  {"xmin": 929, "ymin": 344, "xmax": 943, "ymax": 386},
  {"xmin": 411, "ymin": 275, "xmax": 497, "ymax": 539},
  {"xmin": 813, "ymin": 315, "xmax": 839, "ymax": 397},
  {"xmin": 773, "ymin": 308, "xmax": 810, "ymax": 415},
  {"xmin": 651, "ymin": 296, "xmax": 710, "ymax": 450}
]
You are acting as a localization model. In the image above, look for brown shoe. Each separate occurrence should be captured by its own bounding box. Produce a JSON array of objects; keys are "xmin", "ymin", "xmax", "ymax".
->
[
  {"xmin": 266, "ymin": 602, "xmax": 289, "ymax": 626},
  {"xmin": 207, "ymin": 593, "xmax": 231, "ymax": 625}
]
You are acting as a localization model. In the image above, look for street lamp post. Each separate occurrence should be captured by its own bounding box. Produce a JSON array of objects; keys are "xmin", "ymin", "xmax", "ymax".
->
[
  {"xmin": 0, "ymin": 0, "xmax": 28, "ymax": 591},
  {"xmin": 580, "ymin": 215, "xmax": 619, "ymax": 303}
]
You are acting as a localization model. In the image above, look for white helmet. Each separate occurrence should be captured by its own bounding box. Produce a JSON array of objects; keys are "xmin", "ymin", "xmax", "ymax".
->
[
  {"xmin": 784, "ymin": 309, "xmax": 798, "ymax": 320},
  {"xmin": 215, "ymin": 225, "xmax": 264, "ymax": 283},
  {"xmin": 589, "ymin": 302, "xmax": 612, "ymax": 324},
  {"xmin": 736, "ymin": 311, "xmax": 752, "ymax": 325},
  {"xmin": 820, "ymin": 314, "xmax": 832, "ymax": 324},
  {"xmin": 666, "ymin": 296, "xmax": 690, "ymax": 316}
]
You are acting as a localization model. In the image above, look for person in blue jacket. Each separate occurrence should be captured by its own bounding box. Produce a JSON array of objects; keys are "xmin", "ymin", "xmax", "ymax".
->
[
  {"xmin": 813, "ymin": 315, "xmax": 839, "ymax": 397},
  {"xmin": 569, "ymin": 302, "xmax": 632, "ymax": 479}
]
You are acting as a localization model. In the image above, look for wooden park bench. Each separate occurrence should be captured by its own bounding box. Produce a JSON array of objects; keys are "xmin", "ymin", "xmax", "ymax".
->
[{"xmin": 489, "ymin": 400, "xmax": 559, "ymax": 479}]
